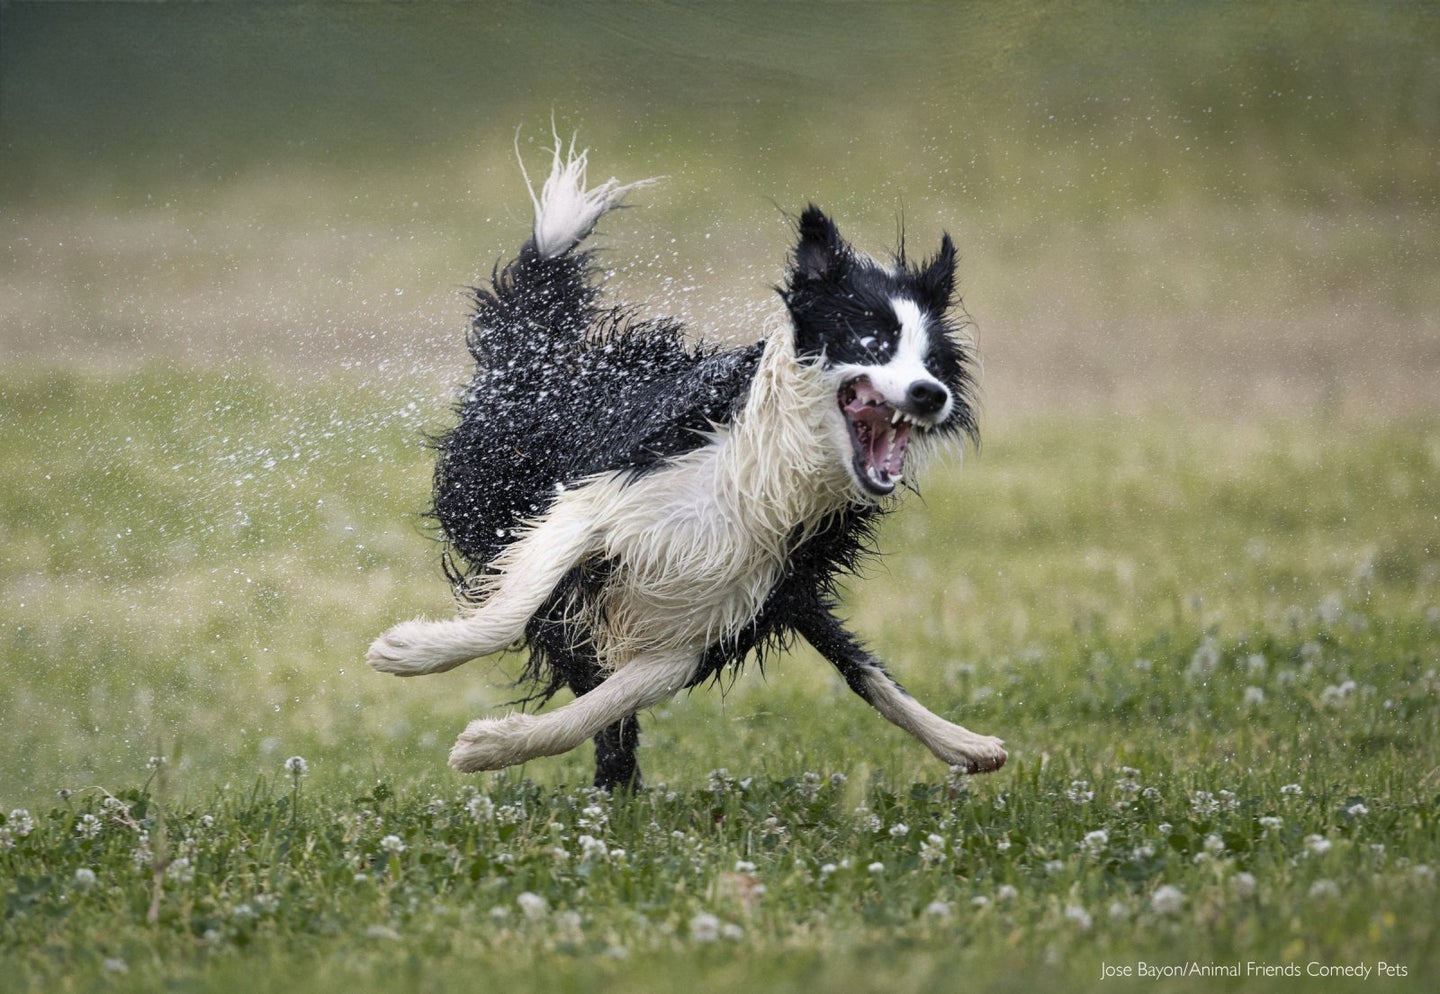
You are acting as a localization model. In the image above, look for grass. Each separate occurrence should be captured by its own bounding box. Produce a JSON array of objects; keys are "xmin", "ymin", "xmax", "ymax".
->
[{"xmin": 2, "ymin": 369, "xmax": 1438, "ymax": 991}]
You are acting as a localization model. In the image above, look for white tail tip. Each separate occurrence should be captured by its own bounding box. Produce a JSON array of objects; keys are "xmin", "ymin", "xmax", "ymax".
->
[{"xmin": 518, "ymin": 130, "xmax": 657, "ymax": 259}]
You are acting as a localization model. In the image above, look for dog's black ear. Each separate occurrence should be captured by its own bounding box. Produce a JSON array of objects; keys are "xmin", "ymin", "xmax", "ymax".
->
[
  {"xmin": 917, "ymin": 233, "xmax": 956, "ymax": 311},
  {"xmin": 793, "ymin": 206, "xmax": 848, "ymax": 284}
]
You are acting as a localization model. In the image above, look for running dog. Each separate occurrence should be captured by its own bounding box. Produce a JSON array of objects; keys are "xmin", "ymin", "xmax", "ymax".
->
[{"xmin": 367, "ymin": 136, "xmax": 1006, "ymax": 789}]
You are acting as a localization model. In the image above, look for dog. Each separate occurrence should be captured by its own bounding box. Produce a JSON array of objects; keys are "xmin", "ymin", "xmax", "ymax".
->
[{"xmin": 367, "ymin": 135, "xmax": 1006, "ymax": 790}]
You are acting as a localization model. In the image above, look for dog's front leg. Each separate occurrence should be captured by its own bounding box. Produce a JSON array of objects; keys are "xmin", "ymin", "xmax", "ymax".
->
[
  {"xmin": 448, "ymin": 647, "xmax": 699, "ymax": 772},
  {"xmin": 796, "ymin": 606, "xmax": 1006, "ymax": 774},
  {"xmin": 367, "ymin": 509, "xmax": 598, "ymax": 677}
]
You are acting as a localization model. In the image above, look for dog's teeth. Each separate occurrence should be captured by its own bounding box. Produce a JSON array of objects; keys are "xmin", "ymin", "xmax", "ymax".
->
[{"xmin": 890, "ymin": 408, "xmax": 903, "ymax": 426}]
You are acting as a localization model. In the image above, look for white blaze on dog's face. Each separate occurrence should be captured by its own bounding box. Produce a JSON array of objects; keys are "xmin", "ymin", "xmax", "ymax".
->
[{"xmin": 781, "ymin": 207, "xmax": 977, "ymax": 499}]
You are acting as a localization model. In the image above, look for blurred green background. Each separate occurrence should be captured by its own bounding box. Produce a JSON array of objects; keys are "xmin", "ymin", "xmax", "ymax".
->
[
  {"xmin": 4, "ymin": 0, "xmax": 1437, "ymax": 414},
  {"xmin": 2, "ymin": 2, "xmax": 1439, "ymax": 809}
]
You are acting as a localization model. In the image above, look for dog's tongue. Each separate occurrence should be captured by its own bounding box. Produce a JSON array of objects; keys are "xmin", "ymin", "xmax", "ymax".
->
[{"xmin": 848, "ymin": 402, "xmax": 912, "ymax": 484}]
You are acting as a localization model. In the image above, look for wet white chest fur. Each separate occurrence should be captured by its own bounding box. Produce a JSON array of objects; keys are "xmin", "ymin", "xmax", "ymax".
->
[{"xmin": 512, "ymin": 327, "xmax": 854, "ymax": 667}]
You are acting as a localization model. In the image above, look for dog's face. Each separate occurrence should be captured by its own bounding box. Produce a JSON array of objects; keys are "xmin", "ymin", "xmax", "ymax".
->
[{"xmin": 781, "ymin": 207, "xmax": 977, "ymax": 500}]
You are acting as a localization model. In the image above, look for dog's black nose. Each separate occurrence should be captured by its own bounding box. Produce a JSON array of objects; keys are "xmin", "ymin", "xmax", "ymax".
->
[{"xmin": 906, "ymin": 380, "xmax": 949, "ymax": 416}]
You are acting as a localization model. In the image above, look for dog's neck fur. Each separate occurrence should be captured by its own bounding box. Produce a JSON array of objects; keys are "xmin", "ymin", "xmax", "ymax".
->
[
  {"xmin": 575, "ymin": 325, "xmax": 857, "ymax": 664},
  {"xmin": 717, "ymin": 324, "xmax": 854, "ymax": 536}
]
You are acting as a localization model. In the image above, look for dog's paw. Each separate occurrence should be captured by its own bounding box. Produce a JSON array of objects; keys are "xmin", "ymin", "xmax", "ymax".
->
[
  {"xmin": 367, "ymin": 620, "xmax": 449, "ymax": 676},
  {"xmin": 954, "ymin": 735, "xmax": 1007, "ymax": 774},
  {"xmin": 449, "ymin": 714, "xmax": 539, "ymax": 772},
  {"xmin": 932, "ymin": 730, "xmax": 1007, "ymax": 775}
]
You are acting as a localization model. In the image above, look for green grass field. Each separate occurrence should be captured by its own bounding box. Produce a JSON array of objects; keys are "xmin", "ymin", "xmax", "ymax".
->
[
  {"xmin": 3, "ymin": 2, "xmax": 1438, "ymax": 990},
  {"xmin": 2, "ymin": 370, "xmax": 1436, "ymax": 991}
]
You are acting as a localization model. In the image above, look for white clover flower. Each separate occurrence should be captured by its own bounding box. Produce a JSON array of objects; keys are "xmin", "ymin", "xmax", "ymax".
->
[
  {"xmin": 1232, "ymin": 871, "xmax": 1258, "ymax": 897},
  {"xmin": 1412, "ymin": 864, "xmax": 1434, "ymax": 883},
  {"xmin": 1044, "ymin": 860, "xmax": 1066, "ymax": 875},
  {"xmin": 1108, "ymin": 900, "xmax": 1130, "ymax": 920},
  {"xmin": 1244, "ymin": 686, "xmax": 1265, "ymax": 706},
  {"xmin": 1187, "ymin": 638, "xmax": 1221, "ymax": 679},
  {"xmin": 721, "ymin": 923, "xmax": 745, "ymax": 941},
  {"xmin": 1204, "ymin": 833, "xmax": 1226, "ymax": 855},
  {"xmin": 1065, "ymin": 780, "xmax": 1094, "ymax": 804},
  {"xmin": 74, "ymin": 867, "xmax": 97, "ymax": 890},
  {"xmin": 578, "ymin": 835, "xmax": 609, "ymax": 862},
  {"xmin": 147, "ymin": 756, "xmax": 168, "ymax": 771},
  {"xmin": 1064, "ymin": 904, "xmax": 1093, "ymax": 929},
  {"xmin": 853, "ymin": 806, "xmax": 883, "ymax": 834},
  {"xmin": 925, "ymin": 899, "xmax": 955, "ymax": 918},
  {"xmin": 1308, "ymin": 879, "xmax": 1339, "ymax": 899},
  {"xmin": 819, "ymin": 862, "xmax": 838, "ymax": 879},
  {"xmin": 516, "ymin": 891, "xmax": 548, "ymax": 919},
  {"xmin": 1259, "ymin": 816, "xmax": 1282, "ymax": 835},
  {"xmin": 690, "ymin": 912, "xmax": 721, "ymax": 943},
  {"xmin": 578, "ymin": 803, "xmax": 608, "ymax": 831},
  {"xmin": 75, "ymin": 814, "xmax": 101, "ymax": 840},
  {"xmin": 1150, "ymin": 885, "xmax": 1185, "ymax": 915},
  {"xmin": 166, "ymin": 857, "xmax": 195, "ymax": 886},
  {"xmin": 888, "ymin": 822, "xmax": 910, "ymax": 839},
  {"xmin": 1190, "ymin": 790, "xmax": 1220, "ymax": 817},
  {"xmin": 1157, "ymin": 822, "xmax": 1174, "ymax": 835},
  {"xmin": 1320, "ymin": 680, "xmax": 1357, "ymax": 707},
  {"xmin": 1081, "ymin": 829, "xmax": 1109, "ymax": 856},
  {"xmin": 920, "ymin": 834, "xmax": 947, "ymax": 866},
  {"xmin": 1303, "ymin": 834, "xmax": 1332, "ymax": 856},
  {"xmin": 733, "ymin": 859, "xmax": 756, "ymax": 874},
  {"xmin": 867, "ymin": 861, "xmax": 886, "ymax": 874},
  {"xmin": 995, "ymin": 884, "xmax": 1019, "ymax": 902},
  {"xmin": 555, "ymin": 910, "xmax": 584, "ymax": 942},
  {"xmin": 8, "ymin": 809, "xmax": 34, "ymax": 838},
  {"xmin": 1347, "ymin": 803, "xmax": 1369, "ymax": 818},
  {"xmin": 1281, "ymin": 783, "xmax": 1303, "ymax": 796},
  {"xmin": 795, "ymin": 772, "xmax": 823, "ymax": 801},
  {"xmin": 1132, "ymin": 843, "xmax": 1156, "ymax": 860},
  {"xmin": 378, "ymin": 834, "xmax": 405, "ymax": 854},
  {"xmin": 1245, "ymin": 653, "xmax": 1267, "ymax": 674},
  {"xmin": 283, "ymin": 756, "xmax": 309, "ymax": 777}
]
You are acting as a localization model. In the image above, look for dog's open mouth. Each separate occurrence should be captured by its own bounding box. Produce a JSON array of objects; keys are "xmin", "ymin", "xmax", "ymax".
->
[{"xmin": 839, "ymin": 376, "xmax": 915, "ymax": 496}]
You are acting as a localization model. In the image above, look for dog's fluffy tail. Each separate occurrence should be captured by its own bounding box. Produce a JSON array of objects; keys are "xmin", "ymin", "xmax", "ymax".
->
[
  {"xmin": 519, "ymin": 132, "xmax": 655, "ymax": 259},
  {"xmin": 467, "ymin": 132, "xmax": 655, "ymax": 361}
]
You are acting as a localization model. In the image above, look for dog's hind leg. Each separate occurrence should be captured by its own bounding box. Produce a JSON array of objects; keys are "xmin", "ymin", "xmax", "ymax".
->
[
  {"xmin": 797, "ymin": 606, "xmax": 1006, "ymax": 774},
  {"xmin": 367, "ymin": 510, "xmax": 598, "ymax": 677},
  {"xmin": 448, "ymin": 648, "xmax": 697, "ymax": 774},
  {"xmin": 591, "ymin": 717, "xmax": 642, "ymax": 791},
  {"xmin": 565, "ymin": 652, "xmax": 644, "ymax": 791}
]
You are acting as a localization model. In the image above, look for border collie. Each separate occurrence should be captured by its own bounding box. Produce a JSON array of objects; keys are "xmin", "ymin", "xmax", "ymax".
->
[{"xmin": 367, "ymin": 136, "xmax": 1006, "ymax": 789}]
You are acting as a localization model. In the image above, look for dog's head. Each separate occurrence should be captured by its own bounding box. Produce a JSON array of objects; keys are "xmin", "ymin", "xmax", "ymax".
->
[{"xmin": 780, "ymin": 206, "xmax": 977, "ymax": 500}]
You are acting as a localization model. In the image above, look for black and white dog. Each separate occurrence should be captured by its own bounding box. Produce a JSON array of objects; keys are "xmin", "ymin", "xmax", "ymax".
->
[{"xmin": 368, "ymin": 137, "xmax": 1006, "ymax": 789}]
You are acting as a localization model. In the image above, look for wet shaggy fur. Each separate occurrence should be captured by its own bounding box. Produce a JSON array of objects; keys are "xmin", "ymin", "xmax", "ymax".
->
[{"xmin": 368, "ymin": 136, "xmax": 1006, "ymax": 789}]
